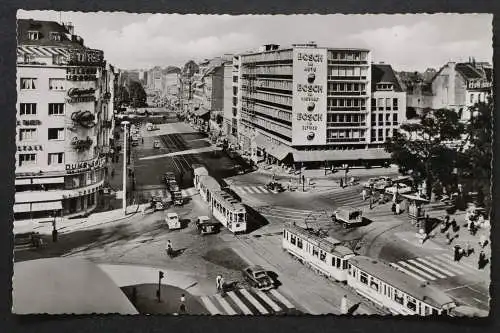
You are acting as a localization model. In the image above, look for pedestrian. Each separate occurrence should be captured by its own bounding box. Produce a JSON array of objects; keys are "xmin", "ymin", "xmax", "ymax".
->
[
  {"xmin": 479, "ymin": 235, "xmax": 487, "ymax": 248},
  {"xmin": 454, "ymin": 245, "xmax": 461, "ymax": 262},
  {"xmin": 142, "ymin": 137, "xmax": 144, "ymax": 144},
  {"xmin": 339, "ymin": 178, "xmax": 343, "ymax": 188},
  {"xmin": 391, "ymin": 202, "xmax": 396, "ymax": 215},
  {"xmin": 340, "ymin": 295, "xmax": 348, "ymax": 315},
  {"xmin": 167, "ymin": 240, "xmax": 172, "ymax": 252},
  {"xmin": 216, "ymin": 275, "xmax": 222, "ymax": 291},
  {"xmin": 478, "ymin": 251, "xmax": 486, "ymax": 269},
  {"xmin": 396, "ymin": 201, "xmax": 401, "ymax": 215},
  {"xmin": 361, "ymin": 188, "xmax": 367, "ymax": 201},
  {"xmin": 469, "ymin": 220, "xmax": 475, "ymax": 235},
  {"xmin": 440, "ymin": 219, "xmax": 447, "ymax": 233},
  {"xmin": 220, "ymin": 276, "xmax": 225, "ymax": 291},
  {"xmin": 465, "ymin": 242, "xmax": 471, "ymax": 257}
]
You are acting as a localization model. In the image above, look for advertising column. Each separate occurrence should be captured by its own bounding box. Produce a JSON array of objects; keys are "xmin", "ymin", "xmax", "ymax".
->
[{"xmin": 292, "ymin": 48, "xmax": 328, "ymax": 146}]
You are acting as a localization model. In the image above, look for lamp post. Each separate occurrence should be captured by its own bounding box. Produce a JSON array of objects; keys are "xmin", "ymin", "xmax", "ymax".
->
[{"xmin": 121, "ymin": 120, "xmax": 130, "ymax": 216}]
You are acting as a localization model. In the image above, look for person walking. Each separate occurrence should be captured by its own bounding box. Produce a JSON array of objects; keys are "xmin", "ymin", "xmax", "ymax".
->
[
  {"xmin": 479, "ymin": 234, "xmax": 487, "ymax": 248},
  {"xmin": 396, "ymin": 201, "xmax": 401, "ymax": 215},
  {"xmin": 362, "ymin": 188, "xmax": 367, "ymax": 201},
  {"xmin": 179, "ymin": 294, "xmax": 187, "ymax": 314},
  {"xmin": 454, "ymin": 245, "xmax": 461, "ymax": 262},
  {"xmin": 216, "ymin": 275, "xmax": 222, "ymax": 292},
  {"xmin": 339, "ymin": 178, "xmax": 343, "ymax": 189},
  {"xmin": 340, "ymin": 295, "xmax": 349, "ymax": 315},
  {"xmin": 478, "ymin": 251, "xmax": 486, "ymax": 269},
  {"xmin": 465, "ymin": 242, "xmax": 471, "ymax": 257},
  {"xmin": 391, "ymin": 202, "xmax": 396, "ymax": 215}
]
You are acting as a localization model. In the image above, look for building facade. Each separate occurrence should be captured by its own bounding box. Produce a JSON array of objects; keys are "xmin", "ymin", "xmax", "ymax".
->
[
  {"xmin": 236, "ymin": 43, "xmax": 395, "ymax": 166},
  {"xmin": 15, "ymin": 19, "xmax": 115, "ymax": 225}
]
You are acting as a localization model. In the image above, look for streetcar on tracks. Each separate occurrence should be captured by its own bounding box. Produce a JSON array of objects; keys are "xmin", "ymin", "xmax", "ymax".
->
[
  {"xmin": 282, "ymin": 222, "xmax": 355, "ymax": 282},
  {"xmin": 347, "ymin": 256, "xmax": 456, "ymax": 316}
]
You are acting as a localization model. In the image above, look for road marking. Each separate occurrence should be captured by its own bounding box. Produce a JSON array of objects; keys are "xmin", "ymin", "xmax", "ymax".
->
[
  {"xmin": 243, "ymin": 186, "xmax": 255, "ymax": 194},
  {"xmin": 415, "ymin": 258, "xmax": 456, "ymax": 277},
  {"xmin": 269, "ymin": 289, "xmax": 295, "ymax": 309},
  {"xmin": 239, "ymin": 289, "xmax": 269, "ymax": 314},
  {"xmin": 440, "ymin": 253, "xmax": 479, "ymax": 272},
  {"xmin": 408, "ymin": 259, "xmax": 447, "ymax": 279},
  {"xmin": 397, "ymin": 261, "xmax": 437, "ymax": 281},
  {"xmin": 390, "ymin": 263, "xmax": 427, "ymax": 282},
  {"xmin": 251, "ymin": 186, "xmax": 263, "ymax": 194},
  {"xmin": 227, "ymin": 291, "xmax": 253, "ymax": 315},
  {"xmin": 425, "ymin": 256, "xmax": 467, "ymax": 275},
  {"xmin": 254, "ymin": 289, "xmax": 281, "ymax": 312},
  {"xmin": 472, "ymin": 297, "xmax": 489, "ymax": 306},
  {"xmin": 433, "ymin": 254, "xmax": 477, "ymax": 274},
  {"xmin": 258, "ymin": 186, "xmax": 269, "ymax": 193},
  {"xmin": 201, "ymin": 296, "xmax": 221, "ymax": 315},
  {"xmin": 214, "ymin": 294, "xmax": 237, "ymax": 315}
]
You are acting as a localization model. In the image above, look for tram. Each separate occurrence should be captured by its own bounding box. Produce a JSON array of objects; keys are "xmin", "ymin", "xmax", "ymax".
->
[
  {"xmin": 195, "ymin": 167, "xmax": 247, "ymax": 234},
  {"xmin": 282, "ymin": 222, "xmax": 355, "ymax": 282},
  {"xmin": 347, "ymin": 256, "xmax": 456, "ymax": 316}
]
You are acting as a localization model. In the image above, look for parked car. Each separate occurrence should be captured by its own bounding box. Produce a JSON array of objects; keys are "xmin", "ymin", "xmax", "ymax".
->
[
  {"xmin": 385, "ymin": 183, "xmax": 412, "ymax": 195},
  {"xmin": 242, "ymin": 265, "xmax": 274, "ymax": 291},
  {"xmin": 374, "ymin": 177, "xmax": 393, "ymax": 190},
  {"xmin": 362, "ymin": 177, "xmax": 380, "ymax": 188},
  {"xmin": 266, "ymin": 181, "xmax": 285, "ymax": 192}
]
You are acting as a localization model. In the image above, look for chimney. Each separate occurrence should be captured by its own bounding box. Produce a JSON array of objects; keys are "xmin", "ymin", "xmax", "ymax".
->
[{"xmin": 63, "ymin": 22, "xmax": 74, "ymax": 35}]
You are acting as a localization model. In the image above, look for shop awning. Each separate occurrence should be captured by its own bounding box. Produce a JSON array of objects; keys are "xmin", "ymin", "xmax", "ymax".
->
[
  {"xmin": 193, "ymin": 108, "xmax": 210, "ymax": 117},
  {"xmin": 292, "ymin": 149, "xmax": 390, "ymax": 162},
  {"xmin": 31, "ymin": 201, "xmax": 62, "ymax": 212},
  {"xmin": 14, "ymin": 203, "xmax": 31, "ymax": 213},
  {"xmin": 254, "ymin": 135, "xmax": 292, "ymax": 161}
]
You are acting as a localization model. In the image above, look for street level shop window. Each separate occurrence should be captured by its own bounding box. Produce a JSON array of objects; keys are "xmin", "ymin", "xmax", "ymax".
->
[
  {"xmin": 18, "ymin": 153, "xmax": 36, "ymax": 167},
  {"xmin": 21, "ymin": 78, "xmax": 37, "ymax": 90},
  {"xmin": 48, "ymin": 103, "xmax": 65, "ymax": 115},
  {"xmin": 20, "ymin": 103, "xmax": 37, "ymax": 115}
]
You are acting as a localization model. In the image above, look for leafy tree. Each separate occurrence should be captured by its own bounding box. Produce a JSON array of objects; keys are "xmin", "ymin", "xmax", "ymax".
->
[
  {"xmin": 128, "ymin": 80, "xmax": 147, "ymax": 107},
  {"xmin": 385, "ymin": 108, "xmax": 464, "ymax": 198}
]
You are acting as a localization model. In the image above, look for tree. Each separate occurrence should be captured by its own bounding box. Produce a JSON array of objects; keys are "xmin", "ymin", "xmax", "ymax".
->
[
  {"xmin": 128, "ymin": 80, "xmax": 147, "ymax": 107},
  {"xmin": 385, "ymin": 109, "xmax": 464, "ymax": 198}
]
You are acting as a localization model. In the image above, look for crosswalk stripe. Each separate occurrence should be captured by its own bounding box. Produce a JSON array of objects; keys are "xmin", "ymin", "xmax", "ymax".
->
[
  {"xmin": 239, "ymin": 289, "xmax": 269, "ymax": 314},
  {"xmin": 425, "ymin": 256, "xmax": 466, "ymax": 275},
  {"xmin": 227, "ymin": 291, "xmax": 253, "ymax": 315},
  {"xmin": 214, "ymin": 294, "xmax": 237, "ymax": 315},
  {"xmin": 258, "ymin": 186, "xmax": 269, "ymax": 193},
  {"xmin": 390, "ymin": 263, "xmax": 427, "ymax": 282},
  {"xmin": 415, "ymin": 258, "xmax": 456, "ymax": 277},
  {"xmin": 269, "ymin": 289, "xmax": 295, "ymax": 309},
  {"xmin": 407, "ymin": 259, "xmax": 447, "ymax": 279},
  {"xmin": 254, "ymin": 289, "xmax": 281, "ymax": 312},
  {"xmin": 201, "ymin": 296, "xmax": 221, "ymax": 315},
  {"xmin": 432, "ymin": 254, "xmax": 477, "ymax": 274},
  {"xmin": 242, "ymin": 186, "xmax": 254, "ymax": 194},
  {"xmin": 439, "ymin": 253, "xmax": 478, "ymax": 272},
  {"xmin": 251, "ymin": 186, "xmax": 264, "ymax": 194},
  {"xmin": 397, "ymin": 261, "xmax": 437, "ymax": 280}
]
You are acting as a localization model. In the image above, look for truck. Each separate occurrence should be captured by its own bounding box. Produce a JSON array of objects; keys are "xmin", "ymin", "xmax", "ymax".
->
[
  {"xmin": 173, "ymin": 191, "xmax": 183, "ymax": 206},
  {"xmin": 331, "ymin": 206, "xmax": 365, "ymax": 229}
]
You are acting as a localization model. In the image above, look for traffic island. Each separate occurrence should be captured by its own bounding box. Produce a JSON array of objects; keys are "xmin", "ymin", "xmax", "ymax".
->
[{"xmin": 121, "ymin": 283, "xmax": 209, "ymax": 315}]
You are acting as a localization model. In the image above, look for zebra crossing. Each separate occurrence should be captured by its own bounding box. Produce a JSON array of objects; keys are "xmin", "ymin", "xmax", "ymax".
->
[
  {"xmin": 200, "ymin": 288, "xmax": 296, "ymax": 315},
  {"xmin": 232, "ymin": 185, "xmax": 278, "ymax": 195},
  {"xmin": 389, "ymin": 253, "xmax": 479, "ymax": 282},
  {"xmin": 138, "ymin": 187, "xmax": 198, "ymax": 199}
]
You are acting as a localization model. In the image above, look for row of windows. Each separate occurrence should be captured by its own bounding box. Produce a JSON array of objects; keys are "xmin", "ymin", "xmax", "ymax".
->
[
  {"xmin": 328, "ymin": 98, "xmax": 367, "ymax": 108},
  {"xmin": 251, "ymin": 91, "xmax": 293, "ymax": 107},
  {"xmin": 244, "ymin": 113, "xmax": 292, "ymax": 138},
  {"xmin": 258, "ymin": 78, "xmax": 293, "ymax": 90},
  {"xmin": 376, "ymin": 83, "xmax": 394, "ymax": 91},
  {"xmin": 20, "ymin": 78, "xmax": 67, "ymax": 91},
  {"xmin": 243, "ymin": 65, "xmax": 293, "ymax": 76},
  {"xmin": 328, "ymin": 82, "xmax": 367, "ymax": 92},
  {"xmin": 27, "ymin": 31, "xmax": 61, "ymax": 41},
  {"xmin": 328, "ymin": 66, "xmax": 369, "ymax": 77},
  {"xmin": 469, "ymin": 92, "xmax": 487, "ymax": 104},
  {"xmin": 241, "ymin": 50, "xmax": 293, "ymax": 64},
  {"xmin": 16, "ymin": 152, "xmax": 65, "ymax": 167},
  {"xmin": 371, "ymin": 113, "xmax": 399, "ymax": 123},
  {"xmin": 327, "ymin": 129, "xmax": 366, "ymax": 139},
  {"xmin": 327, "ymin": 114, "xmax": 366, "ymax": 123},
  {"xmin": 328, "ymin": 51, "xmax": 368, "ymax": 61},
  {"xmin": 253, "ymin": 103, "xmax": 292, "ymax": 122},
  {"xmin": 372, "ymin": 98, "xmax": 399, "ymax": 110},
  {"xmin": 371, "ymin": 129, "xmax": 394, "ymax": 141},
  {"xmin": 18, "ymin": 128, "xmax": 65, "ymax": 142},
  {"xmin": 19, "ymin": 103, "xmax": 65, "ymax": 115},
  {"xmin": 350, "ymin": 266, "xmax": 438, "ymax": 315},
  {"xmin": 211, "ymin": 198, "xmax": 245, "ymax": 223}
]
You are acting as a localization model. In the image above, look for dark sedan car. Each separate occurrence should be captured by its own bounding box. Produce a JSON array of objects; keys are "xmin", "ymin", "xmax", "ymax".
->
[{"xmin": 242, "ymin": 265, "xmax": 274, "ymax": 291}]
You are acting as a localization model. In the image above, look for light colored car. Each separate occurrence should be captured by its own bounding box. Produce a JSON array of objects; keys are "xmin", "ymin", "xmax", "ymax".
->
[
  {"xmin": 166, "ymin": 212, "xmax": 181, "ymax": 230},
  {"xmin": 153, "ymin": 140, "xmax": 161, "ymax": 149},
  {"xmin": 385, "ymin": 183, "xmax": 412, "ymax": 195},
  {"xmin": 363, "ymin": 177, "xmax": 380, "ymax": 188}
]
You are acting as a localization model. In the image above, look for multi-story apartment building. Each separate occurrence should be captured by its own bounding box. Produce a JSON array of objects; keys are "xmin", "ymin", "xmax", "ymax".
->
[
  {"xmin": 237, "ymin": 42, "xmax": 394, "ymax": 166},
  {"xmin": 222, "ymin": 61, "xmax": 236, "ymax": 142},
  {"xmin": 370, "ymin": 64, "xmax": 407, "ymax": 147},
  {"xmin": 15, "ymin": 19, "xmax": 115, "ymax": 226},
  {"xmin": 179, "ymin": 60, "xmax": 199, "ymax": 113}
]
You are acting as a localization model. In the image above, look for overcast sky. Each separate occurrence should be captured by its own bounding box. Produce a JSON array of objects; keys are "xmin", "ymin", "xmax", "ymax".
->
[{"xmin": 18, "ymin": 10, "xmax": 492, "ymax": 72}]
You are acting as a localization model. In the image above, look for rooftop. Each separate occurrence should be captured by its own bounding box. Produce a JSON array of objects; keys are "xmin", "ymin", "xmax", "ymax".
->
[
  {"xmin": 371, "ymin": 64, "xmax": 404, "ymax": 92},
  {"xmin": 17, "ymin": 19, "xmax": 86, "ymax": 49}
]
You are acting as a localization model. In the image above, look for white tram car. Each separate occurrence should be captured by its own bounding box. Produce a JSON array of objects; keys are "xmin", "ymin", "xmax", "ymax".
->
[
  {"xmin": 283, "ymin": 223, "xmax": 356, "ymax": 282},
  {"xmin": 194, "ymin": 166, "xmax": 247, "ymax": 234},
  {"xmin": 347, "ymin": 256, "xmax": 456, "ymax": 316}
]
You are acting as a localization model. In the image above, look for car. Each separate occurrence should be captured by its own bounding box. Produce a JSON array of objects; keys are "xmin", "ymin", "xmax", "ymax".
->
[
  {"xmin": 153, "ymin": 140, "xmax": 161, "ymax": 149},
  {"xmin": 196, "ymin": 216, "xmax": 220, "ymax": 235},
  {"xmin": 168, "ymin": 179, "xmax": 179, "ymax": 192},
  {"xmin": 362, "ymin": 177, "xmax": 380, "ymax": 188},
  {"xmin": 165, "ymin": 212, "xmax": 181, "ymax": 230},
  {"xmin": 374, "ymin": 177, "xmax": 393, "ymax": 190},
  {"xmin": 163, "ymin": 172, "xmax": 176, "ymax": 183},
  {"xmin": 266, "ymin": 181, "xmax": 285, "ymax": 192},
  {"xmin": 332, "ymin": 206, "xmax": 365, "ymax": 229},
  {"xmin": 242, "ymin": 265, "xmax": 274, "ymax": 291},
  {"xmin": 385, "ymin": 183, "xmax": 412, "ymax": 195}
]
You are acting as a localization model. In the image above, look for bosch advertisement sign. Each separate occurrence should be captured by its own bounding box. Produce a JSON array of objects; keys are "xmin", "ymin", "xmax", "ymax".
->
[{"xmin": 292, "ymin": 48, "xmax": 327, "ymax": 146}]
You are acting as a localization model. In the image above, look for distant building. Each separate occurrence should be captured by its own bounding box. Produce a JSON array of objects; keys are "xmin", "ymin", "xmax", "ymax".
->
[{"xmin": 15, "ymin": 19, "xmax": 115, "ymax": 225}]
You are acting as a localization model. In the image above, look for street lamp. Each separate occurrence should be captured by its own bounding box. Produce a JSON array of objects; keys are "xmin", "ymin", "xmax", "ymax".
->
[{"xmin": 121, "ymin": 120, "xmax": 130, "ymax": 216}]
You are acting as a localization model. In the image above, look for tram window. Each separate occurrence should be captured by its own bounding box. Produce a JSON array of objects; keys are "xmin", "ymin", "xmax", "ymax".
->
[
  {"xmin": 331, "ymin": 256, "xmax": 337, "ymax": 266},
  {"xmin": 312, "ymin": 247, "xmax": 319, "ymax": 257},
  {"xmin": 431, "ymin": 308, "xmax": 438, "ymax": 316},
  {"xmin": 423, "ymin": 305, "xmax": 430, "ymax": 316},
  {"xmin": 238, "ymin": 213, "xmax": 244, "ymax": 222},
  {"xmin": 297, "ymin": 238, "xmax": 303, "ymax": 249},
  {"xmin": 370, "ymin": 278, "xmax": 379, "ymax": 292},
  {"xmin": 336, "ymin": 258, "xmax": 341, "ymax": 268},
  {"xmin": 284, "ymin": 231, "xmax": 287, "ymax": 239},
  {"xmin": 319, "ymin": 251, "xmax": 326, "ymax": 262},
  {"xmin": 342, "ymin": 260, "xmax": 348, "ymax": 270},
  {"xmin": 406, "ymin": 297, "xmax": 417, "ymax": 312},
  {"xmin": 360, "ymin": 272, "xmax": 368, "ymax": 285},
  {"xmin": 394, "ymin": 291, "xmax": 404, "ymax": 305},
  {"xmin": 290, "ymin": 235, "xmax": 296, "ymax": 245}
]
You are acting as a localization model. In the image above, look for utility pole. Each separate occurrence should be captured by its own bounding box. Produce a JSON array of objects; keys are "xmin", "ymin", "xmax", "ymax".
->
[
  {"xmin": 121, "ymin": 120, "xmax": 130, "ymax": 216},
  {"xmin": 157, "ymin": 270, "xmax": 165, "ymax": 302}
]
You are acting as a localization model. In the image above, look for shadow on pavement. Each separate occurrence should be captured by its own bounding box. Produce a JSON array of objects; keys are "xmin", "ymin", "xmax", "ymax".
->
[{"xmin": 244, "ymin": 204, "xmax": 269, "ymax": 233}]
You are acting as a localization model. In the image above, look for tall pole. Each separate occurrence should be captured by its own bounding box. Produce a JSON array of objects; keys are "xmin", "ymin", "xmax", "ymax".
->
[{"xmin": 122, "ymin": 121, "xmax": 130, "ymax": 216}]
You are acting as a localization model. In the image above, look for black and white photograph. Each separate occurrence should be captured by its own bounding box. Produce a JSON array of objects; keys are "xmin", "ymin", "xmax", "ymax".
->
[{"xmin": 12, "ymin": 11, "xmax": 492, "ymax": 317}]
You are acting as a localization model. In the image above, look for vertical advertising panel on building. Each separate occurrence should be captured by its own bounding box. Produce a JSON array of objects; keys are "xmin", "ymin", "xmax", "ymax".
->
[{"xmin": 292, "ymin": 48, "xmax": 327, "ymax": 146}]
